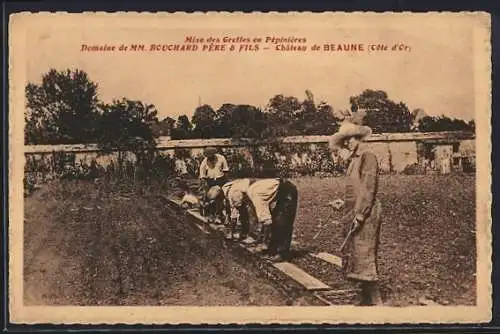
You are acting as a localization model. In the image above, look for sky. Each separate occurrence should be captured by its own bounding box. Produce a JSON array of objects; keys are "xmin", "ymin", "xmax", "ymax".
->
[{"xmin": 25, "ymin": 14, "xmax": 477, "ymax": 121}]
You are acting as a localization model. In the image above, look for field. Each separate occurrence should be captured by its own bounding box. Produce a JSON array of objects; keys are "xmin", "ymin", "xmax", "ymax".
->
[
  {"xmin": 290, "ymin": 174, "xmax": 476, "ymax": 306},
  {"xmin": 23, "ymin": 179, "xmax": 291, "ymax": 306},
  {"xmin": 23, "ymin": 173, "xmax": 476, "ymax": 306}
]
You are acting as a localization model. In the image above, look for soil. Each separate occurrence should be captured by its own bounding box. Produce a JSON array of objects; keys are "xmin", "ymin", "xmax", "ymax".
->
[
  {"xmin": 171, "ymin": 173, "xmax": 477, "ymax": 306},
  {"xmin": 24, "ymin": 173, "xmax": 477, "ymax": 307},
  {"xmin": 289, "ymin": 174, "xmax": 476, "ymax": 306},
  {"xmin": 23, "ymin": 179, "xmax": 290, "ymax": 306}
]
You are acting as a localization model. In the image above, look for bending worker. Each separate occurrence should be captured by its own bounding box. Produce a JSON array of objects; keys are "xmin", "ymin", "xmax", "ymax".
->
[
  {"xmin": 329, "ymin": 121, "xmax": 383, "ymax": 306},
  {"xmin": 199, "ymin": 147, "xmax": 229, "ymax": 222},
  {"xmin": 222, "ymin": 177, "xmax": 298, "ymax": 262}
]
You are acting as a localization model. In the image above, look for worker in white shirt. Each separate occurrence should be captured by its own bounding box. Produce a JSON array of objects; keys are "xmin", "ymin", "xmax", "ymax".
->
[
  {"xmin": 222, "ymin": 177, "xmax": 298, "ymax": 262},
  {"xmin": 199, "ymin": 147, "xmax": 230, "ymax": 188}
]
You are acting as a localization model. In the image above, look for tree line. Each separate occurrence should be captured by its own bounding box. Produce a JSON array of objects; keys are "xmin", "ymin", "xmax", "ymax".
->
[{"xmin": 25, "ymin": 68, "xmax": 475, "ymax": 147}]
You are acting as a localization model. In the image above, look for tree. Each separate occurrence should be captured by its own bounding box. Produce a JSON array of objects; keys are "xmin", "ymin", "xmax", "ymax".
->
[
  {"xmin": 97, "ymin": 98, "xmax": 159, "ymax": 172},
  {"xmin": 151, "ymin": 116, "xmax": 176, "ymax": 137},
  {"xmin": 171, "ymin": 115, "xmax": 193, "ymax": 139},
  {"xmin": 25, "ymin": 68, "xmax": 100, "ymax": 144},
  {"xmin": 468, "ymin": 120, "xmax": 476, "ymax": 132},
  {"xmin": 261, "ymin": 92, "xmax": 343, "ymax": 137},
  {"xmin": 411, "ymin": 108, "xmax": 428, "ymax": 131},
  {"xmin": 213, "ymin": 103, "xmax": 237, "ymax": 138},
  {"xmin": 417, "ymin": 115, "xmax": 475, "ymax": 132},
  {"xmin": 292, "ymin": 90, "xmax": 341, "ymax": 135},
  {"xmin": 230, "ymin": 105, "xmax": 267, "ymax": 138},
  {"xmin": 210, "ymin": 103, "xmax": 267, "ymax": 139},
  {"xmin": 349, "ymin": 89, "xmax": 414, "ymax": 133},
  {"xmin": 263, "ymin": 94, "xmax": 302, "ymax": 137},
  {"xmin": 191, "ymin": 104, "xmax": 217, "ymax": 138},
  {"xmin": 266, "ymin": 94, "xmax": 302, "ymax": 120}
]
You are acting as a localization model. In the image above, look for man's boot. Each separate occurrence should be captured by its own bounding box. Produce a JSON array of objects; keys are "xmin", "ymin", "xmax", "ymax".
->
[
  {"xmin": 253, "ymin": 225, "xmax": 270, "ymax": 252},
  {"xmin": 254, "ymin": 224, "xmax": 264, "ymax": 243}
]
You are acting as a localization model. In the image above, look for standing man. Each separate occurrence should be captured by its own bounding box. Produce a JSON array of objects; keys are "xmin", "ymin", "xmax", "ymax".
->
[{"xmin": 329, "ymin": 121, "xmax": 383, "ymax": 306}]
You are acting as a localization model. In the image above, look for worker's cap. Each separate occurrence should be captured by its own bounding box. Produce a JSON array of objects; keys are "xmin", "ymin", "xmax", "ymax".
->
[{"xmin": 204, "ymin": 147, "xmax": 217, "ymax": 156}]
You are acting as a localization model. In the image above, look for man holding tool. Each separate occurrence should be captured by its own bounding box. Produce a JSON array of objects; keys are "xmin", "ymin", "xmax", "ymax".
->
[{"xmin": 329, "ymin": 121, "xmax": 383, "ymax": 306}]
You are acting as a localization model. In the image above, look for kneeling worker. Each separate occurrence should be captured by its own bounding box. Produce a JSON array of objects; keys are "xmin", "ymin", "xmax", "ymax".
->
[
  {"xmin": 199, "ymin": 147, "xmax": 230, "ymax": 221},
  {"xmin": 222, "ymin": 177, "xmax": 298, "ymax": 262},
  {"xmin": 203, "ymin": 185, "xmax": 226, "ymax": 224}
]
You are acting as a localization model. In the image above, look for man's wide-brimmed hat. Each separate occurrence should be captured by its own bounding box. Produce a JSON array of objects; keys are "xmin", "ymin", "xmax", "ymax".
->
[
  {"xmin": 329, "ymin": 122, "xmax": 373, "ymax": 148},
  {"xmin": 204, "ymin": 147, "xmax": 217, "ymax": 156}
]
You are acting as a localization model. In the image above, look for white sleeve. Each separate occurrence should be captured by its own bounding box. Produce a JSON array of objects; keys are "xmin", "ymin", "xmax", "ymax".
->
[{"xmin": 220, "ymin": 155, "xmax": 230, "ymax": 172}]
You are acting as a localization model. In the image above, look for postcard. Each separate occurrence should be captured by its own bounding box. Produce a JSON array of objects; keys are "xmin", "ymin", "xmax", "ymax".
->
[{"xmin": 8, "ymin": 11, "xmax": 492, "ymax": 324}]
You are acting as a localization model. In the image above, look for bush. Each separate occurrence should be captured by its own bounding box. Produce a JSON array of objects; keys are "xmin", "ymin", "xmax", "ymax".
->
[
  {"xmin": 226, "ymin": 150, "xmax": 254, "ymax": 178},
  {"xmin": 150, "ymin": 153, "xmax": 176, "ymax": 179},
  {"xmin": 401, "ymin": 163, "xmax": 426, "ymax": 175},
  {"xmin": 24, "ymin": 174, "xmax": 36, "ymax": 197},
  {"xmin": 24, "ymin": 141, "xmax": 350, "ymax": 192},
  {"xmin": 186, "ymin": 154, "xmax": 203, "ymax": 178}
]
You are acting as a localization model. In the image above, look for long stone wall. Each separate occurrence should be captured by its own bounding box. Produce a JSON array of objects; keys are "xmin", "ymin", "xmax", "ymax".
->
[
  {"xmin": 24, "ymin": 131, "xmax": 475, "ymax": 174},
  {"xmin": 24, "ymin": 131, "xmax": 475, "ymax": 153}
]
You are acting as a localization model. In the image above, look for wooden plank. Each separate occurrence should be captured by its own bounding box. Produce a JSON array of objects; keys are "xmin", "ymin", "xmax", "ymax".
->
[
  {"xmin": 310, "ymin": 252, "xmax": 343, "ymax": 267},
  {"xmin": 167, "ymin": 198, "xmax": 182, "ymax": 206},
  {"xmin": 210, "ymin": 224, "xmax": 225, "ymax": 231},
  {"xmin": 187, "ymin": 209, "xmax": 208, "ymax": 223},
  {"xmin": 312, "ymin": 292, "xmax": 334, "ymax": 306},
  {"xmin": 167, "ymin": 204, "xmax": 210, "ymax": 235},
  {"xmin": 187, "ymin": 210, "xmax": 225, "ymax": 230},
  {"xmin": 272, "ymin": 262, "xmax": 331, "ymax": 291},
  {"xmin": 180, "ymin": 210, "xmax": 210, "ymax": 235},
  {"xmin": 192, "ymin": 222, "xmax": 210, "ymax": 235},
  {"xmin": 322, "ymin": 289, "xmax": 359, "ymax": 296},
  {"xmin": 315, "ymin": 289, "xmax": 360, "ymax": 306},
  {"xmin": 186, "ymin": 208, "xmax": 230, "ymax": 234}
]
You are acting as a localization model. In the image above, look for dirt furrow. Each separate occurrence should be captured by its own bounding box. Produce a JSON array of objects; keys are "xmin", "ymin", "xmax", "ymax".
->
[{"xmin": 24, "ymin": 180, "xmax": 291, "ymax": 306}]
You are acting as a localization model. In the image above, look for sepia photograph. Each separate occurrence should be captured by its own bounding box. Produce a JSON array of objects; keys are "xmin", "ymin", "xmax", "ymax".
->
[{"xmin": 8, "ymin": 11, "xmax": 492, "ymax": 324}]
